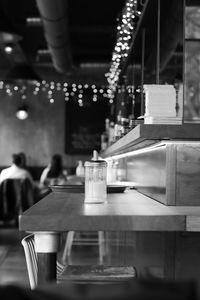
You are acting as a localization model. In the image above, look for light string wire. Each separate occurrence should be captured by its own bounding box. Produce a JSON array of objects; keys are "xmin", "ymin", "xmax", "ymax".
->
[
  {"xmin": 105, "ymin": 0, "xmax": 143, "ymax": 100},
  {"xmin": 0, "ymin": 80, "xmax": 134, "ymax": 107}
]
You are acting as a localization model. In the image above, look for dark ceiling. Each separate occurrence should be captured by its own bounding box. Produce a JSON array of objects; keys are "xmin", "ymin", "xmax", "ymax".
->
[
  {"xmin": 0, "ymin": 0, "xmax": 125, "ymax": 82},
  {"xmin": 0, "ymin": 0, "xmax": 198, "ymax": 86}
]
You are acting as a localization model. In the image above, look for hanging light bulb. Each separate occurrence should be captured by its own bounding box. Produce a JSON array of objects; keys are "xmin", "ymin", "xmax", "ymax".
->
[
  {"xmin": 4, "ymin": 44, "xmax": 13, "ymax": 54},
  {"xmin": 16, "ymin": 104, "xmax": 28, "ymax": 120}
]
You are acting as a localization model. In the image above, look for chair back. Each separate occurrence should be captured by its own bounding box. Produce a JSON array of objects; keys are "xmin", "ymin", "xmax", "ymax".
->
[
  {"xmin": 21, "ymin": 234, "xmax": 64, "ymax": 289},
  {"xmin": 21, "ymin": 234, "xmax": 38, "ymax": 289},
  {"xmin": 0, "ymin": 178, "xmax": 34, "ymax": 223}
]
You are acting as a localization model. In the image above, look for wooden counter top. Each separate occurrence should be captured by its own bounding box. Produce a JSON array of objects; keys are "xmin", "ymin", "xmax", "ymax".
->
[{"xmin": 19, "ymin": 189, "xmax": 200, "ymax": 232}]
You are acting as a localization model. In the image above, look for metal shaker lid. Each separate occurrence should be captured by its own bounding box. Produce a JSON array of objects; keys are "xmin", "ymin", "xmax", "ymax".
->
[
  {"xmin": 84, "ymin": 149, "xmax": 107, "ymax": 167},
  {"xmin": 84, "ymin": 160, "xmax": 107, "ymax": 167}
]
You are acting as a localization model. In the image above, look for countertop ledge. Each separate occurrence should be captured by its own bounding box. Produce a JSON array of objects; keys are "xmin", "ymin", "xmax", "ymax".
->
[{"xmin": 19, "ymin": 189, "xmax": 200, "ymax": 232}]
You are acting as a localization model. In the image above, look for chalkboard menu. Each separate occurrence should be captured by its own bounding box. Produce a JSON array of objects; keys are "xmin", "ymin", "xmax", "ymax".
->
[{"xmin": 65, "ymin": 98, "xmax": 110, "ymax": 154}]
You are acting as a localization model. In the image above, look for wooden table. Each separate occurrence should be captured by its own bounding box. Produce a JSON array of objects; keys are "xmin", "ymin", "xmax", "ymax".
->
[{"xmin": 19, "ymin": 189, "xmax": 200, "ymax": 285}]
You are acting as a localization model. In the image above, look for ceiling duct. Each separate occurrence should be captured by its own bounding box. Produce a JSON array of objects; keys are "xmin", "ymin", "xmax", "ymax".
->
[{"xmin": 36, "ymin": 0, "xmax": 73, "ymax": 74}]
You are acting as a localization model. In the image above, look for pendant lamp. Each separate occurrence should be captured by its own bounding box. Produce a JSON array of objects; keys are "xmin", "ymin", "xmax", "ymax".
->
[{"xmin": 16, "ymin": 103, "xmax": 29, "ymax": 120}]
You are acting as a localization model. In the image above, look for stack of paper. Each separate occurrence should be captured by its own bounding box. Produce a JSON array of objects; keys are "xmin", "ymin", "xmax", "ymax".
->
[{"xmin": 143, "ymin": 84, "xmax": 182, "ymax": 124}]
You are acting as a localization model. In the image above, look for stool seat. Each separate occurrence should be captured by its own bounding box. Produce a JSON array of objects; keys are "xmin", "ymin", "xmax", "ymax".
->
[{"xmin": 58, "ymin": 265, "xmax": 136, "ymax": 283}]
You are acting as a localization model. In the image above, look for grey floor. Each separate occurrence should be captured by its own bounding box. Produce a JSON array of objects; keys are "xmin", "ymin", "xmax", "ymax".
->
[{"xmin": 0, "ymin": 228, "xmax": 29, "ymax": 287}]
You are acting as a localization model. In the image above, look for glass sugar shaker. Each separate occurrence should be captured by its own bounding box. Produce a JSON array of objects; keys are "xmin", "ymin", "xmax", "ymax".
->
[{"xmin": 84, "ymin": 151, "xmax": 107, "ymax": 204}]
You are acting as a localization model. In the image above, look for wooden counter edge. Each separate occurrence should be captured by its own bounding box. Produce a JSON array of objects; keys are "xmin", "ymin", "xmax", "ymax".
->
[{"xmin": 186, "ymin": 216, "xmax": 200, "ymax": 231}]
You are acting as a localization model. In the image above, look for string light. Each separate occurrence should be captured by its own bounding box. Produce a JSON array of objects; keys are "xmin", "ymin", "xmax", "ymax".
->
[
  {"xmin": 105, "ymin": 0, "xmax": 143, "ymax": 99},
  {"xmin": 0, "ymin": 80, "xmax": 134, "ymax": 108}
]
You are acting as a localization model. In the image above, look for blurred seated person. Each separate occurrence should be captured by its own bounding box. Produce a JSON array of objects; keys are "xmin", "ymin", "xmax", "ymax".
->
[
  {"xmin": 18, "ymin": 152, "xmax": 27, "ymax": 169},
  {"xmin": 40, "ymin": 154, "xmax": 67, "ymax": 187},
  {"xmin": 0, "ymin": 153, "xmax": 34, "ymax": 185}
]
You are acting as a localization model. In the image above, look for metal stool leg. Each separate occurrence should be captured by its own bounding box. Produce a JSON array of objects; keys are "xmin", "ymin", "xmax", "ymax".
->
[
  {"xmin": 98, "ymin": 231, "xmax": 106, "ymax": 265},
  {"xmin": 62, "ymin": 231, "xmax": 75, "ymax": 264}
]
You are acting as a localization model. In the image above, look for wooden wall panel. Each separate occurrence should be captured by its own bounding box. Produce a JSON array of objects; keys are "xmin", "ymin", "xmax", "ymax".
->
[
  {"xmin": 166, "ymin": 144, "xmax": 176, "ymax": 205},
  {"xmin": 176, "ymin": 144, "xmax": 200, "ymax": 205}
]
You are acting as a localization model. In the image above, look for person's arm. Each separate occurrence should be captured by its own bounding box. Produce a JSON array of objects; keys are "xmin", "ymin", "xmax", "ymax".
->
[{"xmin": 40, "ymin": 167, "xmax": 49, "ymax": 186}]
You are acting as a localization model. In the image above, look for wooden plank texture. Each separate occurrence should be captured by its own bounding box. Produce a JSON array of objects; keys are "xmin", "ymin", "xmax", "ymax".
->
[
  {"xmin": 125, "ymin": 142, "xmax": 200, "ymax": 206},
  {"xmin": 166, "ymin": 144, "xmax": 176, "ymax": 205},
  {"xmin": 176, "ymin": 144, "xmax": 200, "ymax": 205},
  {"xmin": 58, "ymin": 265, "xmax": 136, "ymax": 282},
  {"xmin": 19, "ymin": 190, "xmax": 189, "ymax": 232}
]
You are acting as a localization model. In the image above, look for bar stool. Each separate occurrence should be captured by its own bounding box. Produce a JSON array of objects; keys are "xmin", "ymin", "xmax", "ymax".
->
[
  {"xmin": 62, "ymin": 231, "xmax": 106, "ymax": 265},
  {"xmin": 21, "ymin": 234, "xmax": 136, "ymax": 289}
]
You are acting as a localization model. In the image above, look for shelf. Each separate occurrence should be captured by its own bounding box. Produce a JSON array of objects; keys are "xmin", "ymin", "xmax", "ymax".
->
[{"xmin": 101, "ymin": 124, "xmax": 200, "ymax": 158}]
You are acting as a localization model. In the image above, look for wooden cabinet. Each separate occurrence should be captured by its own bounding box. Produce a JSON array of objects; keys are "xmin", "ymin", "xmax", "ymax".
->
[
  {"xmin": 102, "ymin": 124, "xmax": 200, "ymax": 206},
  {"xmin": 126, "ymin": 142, "xmax": 200, "ymax": 206}
]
